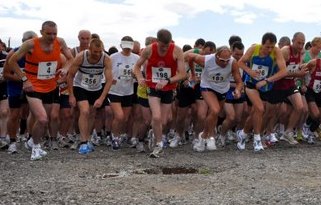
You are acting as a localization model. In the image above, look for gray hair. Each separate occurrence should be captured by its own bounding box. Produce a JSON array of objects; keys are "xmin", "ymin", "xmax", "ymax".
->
[{"xmin": 22, "ymin": 31, "xmax": 37, "ymax": 42}]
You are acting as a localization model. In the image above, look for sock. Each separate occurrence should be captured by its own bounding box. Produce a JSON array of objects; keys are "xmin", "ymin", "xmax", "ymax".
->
[
  {"xmin": 254, "ymin": 134, "xmax": 261, "ymax": 141},
  {"xmin": 310, "ymin": 119, "xmax": 320, "ymax": 132},
  {"xmin": 241, "ymin": 129, "xmax": 248, "ymax": 137},
  {"xmin": 279, "ymin": 124, "xmax": 285, "ymax": 134},
  {"xmin": 19, "ymin": 119, "xmax": 27, "ymax": 134},
  {"xmin": 80, "ymin": 141, "xmax": 88, "ymax": 145}
]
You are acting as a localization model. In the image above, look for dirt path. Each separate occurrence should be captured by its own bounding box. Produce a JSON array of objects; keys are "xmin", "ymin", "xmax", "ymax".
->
[{"xmin": 1, "ymin": 141, "xmax": 321, "ymax": 204}]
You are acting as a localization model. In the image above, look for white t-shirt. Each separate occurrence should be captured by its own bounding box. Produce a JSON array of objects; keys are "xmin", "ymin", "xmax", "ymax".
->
[{"xmin": 109, "ymin": 52, "xmax": 139, "ymax": 96}]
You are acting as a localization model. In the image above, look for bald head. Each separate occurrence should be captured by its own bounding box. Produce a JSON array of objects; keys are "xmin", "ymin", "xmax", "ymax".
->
[{"xmin": 78, "ymin": 30, "xmax": 91, "ymax": 49}]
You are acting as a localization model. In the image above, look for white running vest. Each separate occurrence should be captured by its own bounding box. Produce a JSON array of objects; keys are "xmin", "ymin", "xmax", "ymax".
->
[
  {"xmin": 73, "ymin": 50, "xmax": 106, "ymax": 91},
  {"xmin": 200, "ymin": 54, "xmax": 233, "ymax": 94}
]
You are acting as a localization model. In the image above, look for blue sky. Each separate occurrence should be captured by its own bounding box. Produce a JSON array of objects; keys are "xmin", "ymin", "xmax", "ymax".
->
[{"xmin": 1, "ymin": 0, "xmax": 321, "ymax": 50}]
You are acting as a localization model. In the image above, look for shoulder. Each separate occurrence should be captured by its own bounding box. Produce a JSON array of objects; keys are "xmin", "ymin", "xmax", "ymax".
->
[
  {"xmin": 141, "ymin": 45, "xmax": 152, "ymax": 59},
  {"xmin": 57, "ymin": 37, "xmax": 67, "ymax": 47}
]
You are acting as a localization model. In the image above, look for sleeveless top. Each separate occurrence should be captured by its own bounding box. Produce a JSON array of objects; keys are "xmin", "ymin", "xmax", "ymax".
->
[
  {"xmin": 273, "ymin": 45, "xmax": 300, "ymax": 90},
  {"xmin": 145, "ymin": 42, "xmax": 177, "ymax": 91},
  {"xmin": 308, "ymin": 59, "xmax": 321, "ymax": 93},
  {"xmin": 25, "ymin": 38, "xmax": 61, "ymax": 93},
  {"xmin": 200, "ymin": 54, "xmax": 233, "ymax": 94},
  {"xmin": 73, "ymin": 50, "xmax": 106, "ymax": 91},
  {"xmin": 7, "ymin": 47, "xmax": 26, "ymax": 96},
  {"xmin": 245, "ymin": 44, "xmax": 276, "ymax": 92}
]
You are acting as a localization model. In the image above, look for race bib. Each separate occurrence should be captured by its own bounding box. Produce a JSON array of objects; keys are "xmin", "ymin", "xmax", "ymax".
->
[
  {"xmin": 152, "ymin": 67, "xmax": 171, "ymax": 83},
  {"xmin": 252, "ymin": 64, "xmax": 268, "ymax": 80},
  {"xmin": 81, "ymin": 73, "xmax": 101, "ymax": 89},
  {"xmin": 209, "ymin": 73, "xmax": 225, "ymax": 83},
  {"xmin": 285, "ymin": 63, "xmax": 299, "ymax": 79},
  {"xmin": 119, "ymin": 66, "xmax": 133, "ymax": 80},
  {"xmin": 195, "ymin": 65, "xmax": 203, "ymax": 78},
  {"xmin": 37, "ymin": 61, "xmax": 57, "ymax": 79},
  {"xmin": 286, "ymin": 63, "xmax": 299, "ymax": 73},
  {"xmin": 313, "ymin": 79, "xmax": 321, "ymax": 93}
]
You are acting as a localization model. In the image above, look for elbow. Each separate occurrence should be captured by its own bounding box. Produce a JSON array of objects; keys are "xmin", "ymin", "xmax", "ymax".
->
[{"xmin": 3, "ymin": 72, "xmax": 9, "ymax": 79}]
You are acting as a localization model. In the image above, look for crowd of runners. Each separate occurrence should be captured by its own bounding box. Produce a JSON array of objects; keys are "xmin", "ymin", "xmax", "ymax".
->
[{"xmin": 0, "ymin": 20, "xmax": 320, "ymax": 160}]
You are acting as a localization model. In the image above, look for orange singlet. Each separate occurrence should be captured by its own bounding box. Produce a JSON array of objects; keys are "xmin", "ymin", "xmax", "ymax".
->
[{"xmin": 25, "ymin": 37, "xmax": 61, "ymax": 93}]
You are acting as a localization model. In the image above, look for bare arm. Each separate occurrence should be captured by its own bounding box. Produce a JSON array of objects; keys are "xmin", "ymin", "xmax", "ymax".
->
[
  {"xmin": 67, "ymin": 52, "xmax": 83, "ymax": 97},
  {"xmin": 266, "ymin": 47, "xmax": 287, "ymax": 82},
  {"xmin": 3, "ymin": 49, "xmax": 20, "ymax": 81},
  {"xmin": 238, "ymin": 45, "xmax": 260, "ymax": 79},
  {"xmin": 100, "ymin": 56, "xmax": 113, "ymax": 101},
  {"xmin": 281, "ymin": 45, "xmax": 308, "ymax": 78},
  {"xmin": 170, "ymin": 46, "xmax": 187, "ymax": 83},
  {"xmin": 58, "ymin": 38, "xmax": 74, "ymax": 73},
  {"xmin": 185, "ymin": 52, "xmax": 205, "ymax": 79},
  {"xmin": 231, "ymin": 59, "xmax": 243, "ymax": 93},
  {"xmin": 8, "ymin": 39, "xmax": 33, "ymax": 80},
  {"xmin": 133, "ymin": 46, "xmax": 151, "ymax": 84}
]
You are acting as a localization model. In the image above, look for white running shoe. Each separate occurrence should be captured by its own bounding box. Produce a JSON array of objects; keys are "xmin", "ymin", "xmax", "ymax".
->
[
  {"xmin": 236, "ymin": 130, "xmax": 246, "ymax": 150},
  {"xmin": 51, "ymin": 140, "xmax": 59, "ymax": 150},
  {"xmin": 206, "ymin": 137, "xmax": 217, "ymax": 151},
  {"xmin": 169, "ymin": 134, "xmax": 180, "ymax": 148},
  {"xmin": 227, "ymin": 130, "xmax": 236, "ymax": 142},
  {"xmin": 24, "ymin": 138, "xmax": 34, "ymax": 150},
  {"xmin": 193, "ymin": 133, "xmax": 205, "ymax": 152},
  {"xmin": 269, "ymin": 133, "xmax": 279, "ymax": 143},
  {"xmin": 8, "ymin": 142, "xmax": 17, "ymax": 154},
  {"xmin": 149, "ymin": 145, "xmax": 163, "ymax": 158},
  {"xmin": 136, "ymin": 141, "xmax": 145, "ymax": 153},
  {"xmin": 147, "ymin": 129, "xmax": 155, "ymax": 151},
  {"xmin": 167, "ymin": 129, "xmax": 176, "ymax": 140},
  {"xmin": 218, "ymin": 134, "xmax": 226, "ymax": 147},
  {"xmin": 281, "ymin": 132, "xmax": 298, "ymax": 145},
  {"xmin": 31, "ymin": 144, "xmax": 47, "ymax": 161},
  {"xmin": 0, "ymin": 137, "xmax": 9, "ymax": 149},
  {"xmin": 129, "ymin": 137, "xmax": 138, "ymax": 148},
  {"xmin": 253, "ymin": 139, "xmax": 264, "ymax": 152}
]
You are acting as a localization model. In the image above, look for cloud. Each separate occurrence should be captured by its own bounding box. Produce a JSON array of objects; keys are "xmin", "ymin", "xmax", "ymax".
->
[{"xmin": 1, "ymin": 0, "xmax": 321, "ymax": 49}]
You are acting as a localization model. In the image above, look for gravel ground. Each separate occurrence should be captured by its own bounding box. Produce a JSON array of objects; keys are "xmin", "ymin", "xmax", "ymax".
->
[{"xmin": 1, "ymin": 140, "xmax": 321, "ymax": 205}]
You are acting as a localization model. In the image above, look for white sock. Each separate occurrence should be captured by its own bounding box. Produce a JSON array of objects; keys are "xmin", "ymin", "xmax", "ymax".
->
[{"xmin": 254, "ymin": 134, "xmax": 261, "ymax": 141}]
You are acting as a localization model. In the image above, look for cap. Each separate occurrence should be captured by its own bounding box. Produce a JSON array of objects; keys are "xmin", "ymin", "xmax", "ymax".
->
[{"xmin": 121, "ymin": 40, "xmax": 134, "ymax": 49}]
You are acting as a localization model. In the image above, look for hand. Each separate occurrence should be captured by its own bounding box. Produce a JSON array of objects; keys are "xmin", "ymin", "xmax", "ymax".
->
[
  {"xmin": 56, "ymin": 68, "xmax": 67, "ymax": 77},
  {"xmin": 155, "ymin": 79, "xmax": 168, "ymax": 90},
  {"xmin": 255, "ymin": 80, "xmax": 268, "ymax": 90},
  {"xmin": 232, "ymin": 89, "xmax": 241, "ymax": 99},
  {"xmin": 250, "ymin": 70, "xmax": 261, "ymax": 80},
  {"xmin": 298, "ymin": 67, "xmax": 309, "ymax": 75},
  {"xmin": 137, "ymin": 78, "xmax": 146, "ymax": 86},
  {"xmin": 300, "ymin": 85, "xmax": 307, "ymax": 93},
  {"xmin": 69, "ymin": 95, "xmax": 76, "ymax": 107},
  {"xmin": 93, "ymin": 98, "xmax": 103, "ymax": 108},
  {"xmin": 22, "ymin": 80, "xmax": 33, "ymax": 92},
  {"xmin": 182, "ymin": 79, "xmax": 189, "ymax": 87}
]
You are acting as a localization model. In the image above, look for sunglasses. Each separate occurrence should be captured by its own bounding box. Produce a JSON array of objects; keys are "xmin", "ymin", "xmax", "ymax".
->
[{"xmin": 217, "ymin": 57, "xmax": 230, "ymax": 63}]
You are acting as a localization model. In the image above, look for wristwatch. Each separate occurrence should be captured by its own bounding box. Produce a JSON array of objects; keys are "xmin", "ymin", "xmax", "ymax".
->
[{"xmin": 21, "ymin": 76, "xmax": 28, "ymax": 82}]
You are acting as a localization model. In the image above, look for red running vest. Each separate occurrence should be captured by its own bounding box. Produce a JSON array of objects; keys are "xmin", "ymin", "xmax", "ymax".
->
[{"xmin": 145, "ymin": 42, "xmax": 177, "ymax": 91}]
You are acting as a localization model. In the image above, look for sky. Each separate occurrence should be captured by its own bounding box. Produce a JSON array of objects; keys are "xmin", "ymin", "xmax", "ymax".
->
[{"xmin": 1, "ymin": 0, "xmax": 321, "ymax": 51}]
